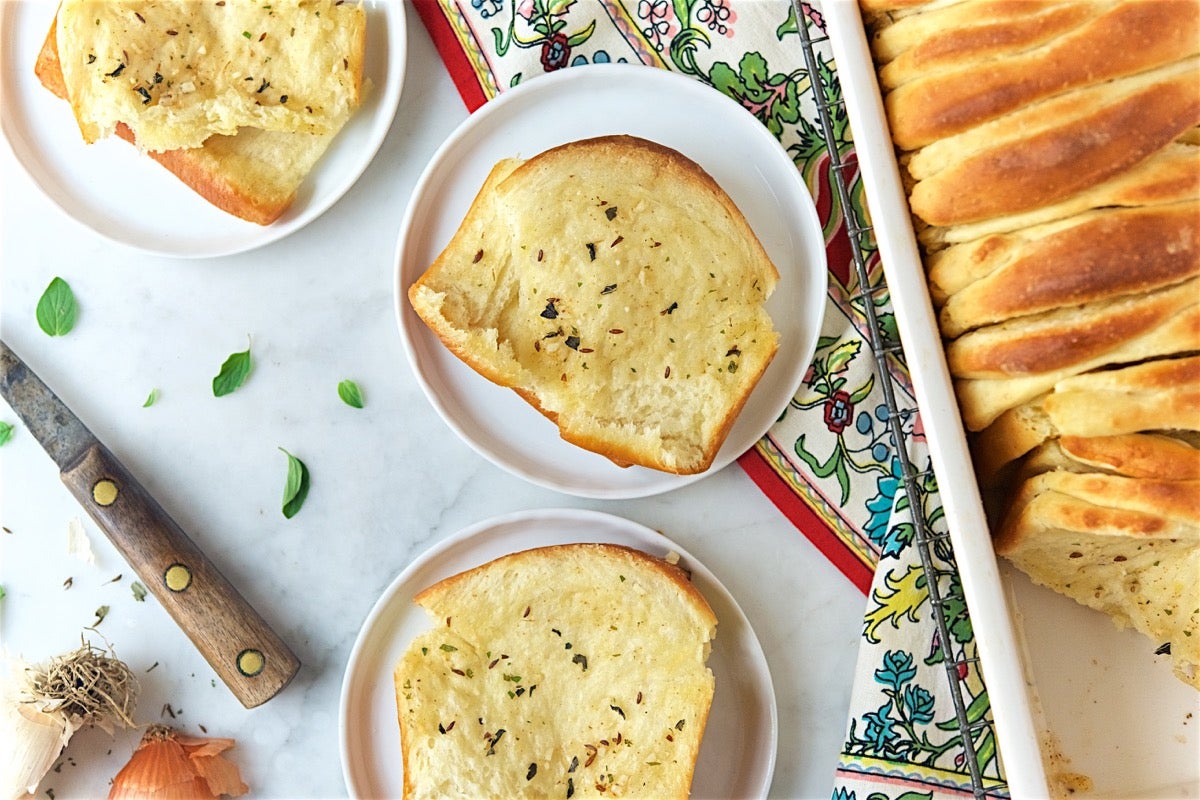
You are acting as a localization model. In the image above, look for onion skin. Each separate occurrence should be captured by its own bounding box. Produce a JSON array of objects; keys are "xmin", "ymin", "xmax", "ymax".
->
[{"xmin": 108, "ymin": 726, "xmax": 248, "ymax": 800}]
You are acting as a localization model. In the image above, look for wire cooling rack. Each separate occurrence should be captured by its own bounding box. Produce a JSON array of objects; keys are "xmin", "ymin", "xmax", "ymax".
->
[{"xmin": 792, "ymin": 6, "xmax": 1006, "ymax": 798}]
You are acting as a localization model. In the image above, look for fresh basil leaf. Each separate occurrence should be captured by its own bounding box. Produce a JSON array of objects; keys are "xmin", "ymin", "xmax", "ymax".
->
[
  {"xmin": 0, "ymin": 421, "xmax": 13, "ymax": 446},
  {"xmin": 36, "ymin": 277, "xmax": 78, "ymax": 336},
  {"xmin": 279, "ymin": 447, "xmax": 310, "ymax": 519},
  {"xmin": 142, "ymin": 388, "xmax": 159, "ymax": 408},
  {"xmin": 213, "ymin": 343, "xmax": 252, "ymax": 397},
  {"xmin": 337, "ymin": 379, "xmax": 364, "ymax": 408},
  {"xmin": 131, "ymin": 581, "xmax": 148, "ymax": 602}
]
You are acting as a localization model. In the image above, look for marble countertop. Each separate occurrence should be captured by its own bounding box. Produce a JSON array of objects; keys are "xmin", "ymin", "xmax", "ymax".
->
[{"xmin": 0, "ymin": 15, "xmax": 865, "ymax": 800}]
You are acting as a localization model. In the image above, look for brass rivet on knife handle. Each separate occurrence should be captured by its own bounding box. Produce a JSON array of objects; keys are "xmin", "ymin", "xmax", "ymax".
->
[
  {"xmin": 92, "ymin": 478, "xmax": 119, "ymax": 506},
  {"xmin": 164, "ymin": 563, "xmax": 193, "ymax": 592},
  {"xmin": 60, "ymin": 442, "xmax": 301, "ymax": 708}
]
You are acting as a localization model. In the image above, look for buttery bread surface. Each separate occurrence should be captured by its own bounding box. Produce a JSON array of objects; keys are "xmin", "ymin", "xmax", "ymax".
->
[
  {"xmin": 408, "ymin": 135, "xmax": 781, "ymax": 475},
  {"xmin": 36, "ymin": 0, "xmax": 366, "ymax": 224},
  {"xmin": 56, "ymin": 0, "xmax": 365, "ymax": 152},
  {"xmin": 393, "ymin": 543, "xmax": 718, "ymax": 799}
]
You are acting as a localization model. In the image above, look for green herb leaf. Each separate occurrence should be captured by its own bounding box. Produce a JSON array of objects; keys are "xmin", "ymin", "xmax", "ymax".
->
[
  {"xmin": 278, "ymin": 448, "xmax": 310, "ymax": 519},
  {"xmin": 337, "ymin": 379, "xmax": 364, "ymax": 408},
  {"xmin": 0, "ymin": 585, "xmax": 6, "ymax": 601},
  {"xmin": 36, "ymin": 277, "xmax": 78, "ymax": 336},
  {"xmin": 142, "ymin": 388, "xmax": 159, "ymax": 408},
  {"xmin": 213, "ymin": 342, "xmax": 252, "ymax": 397},
  {"xmin": 92, "ymin": 605, "xmax": 110, "ymax": 627},
  {"xmin": 131, "ymin": 581, "xmax": 148, "ymax": 602},
  {"xmin": 0, "ymin": 421, "xmax": 13, "ymax": 446}
]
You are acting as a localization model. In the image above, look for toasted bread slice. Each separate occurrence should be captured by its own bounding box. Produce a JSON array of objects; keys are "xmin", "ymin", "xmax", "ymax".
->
[
  {"xmin": 393, "ymin": 543, "xmax": 718, "ymax": 799},
  {"xmin": 35, "ymin": 2, "xmax": 364, "ymax": 225},
  {"xmin": 55, "ymin": 0, "xmax": 364, "ymax": 152},
  {"xmin": 995, "ymin": 472, "xmax": 1200, "ymax": 688},
  {"xmin": 408, "ymin": 135, "xmax": 780, "ymax": 475}
]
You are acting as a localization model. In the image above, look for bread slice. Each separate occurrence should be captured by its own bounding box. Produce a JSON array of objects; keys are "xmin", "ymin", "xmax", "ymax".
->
[
  {"xmin": 55, "ymin": 0, "xmax": 365, "ymax": 152},
  {"xmin": 906, "ymin": 57, "xmax": 1200, "ymax": 226},
  {"xmin": 869, "ymin": 1, "xmax": 1093, "ymax": 80},
  {"xmin": 971, "ymin": 355, "xmax": 1200, "ymax": 481},
  {"xmin": 1018, "ymin": 434, "xmax": 1200, "ymax": 482},
  {"xmin": 392, "ymin": 543, "xmax": 718, "ymax": 800},
  {"xmin": 918, "ymin": 140, "xmax": 1200, "ymax": 248},
  {"xmin": 950, "ymin": 277, "xmax": 1200, "ymax": 430},
  {"xmin": 931, "ymin": 201, "xmax": 1199, "ymax": 337},
  {"xmin": 408, "ymin": 135, "xmax": 780, "ymax": 475},
  {"xmin": 994, "ymin": 472, "xmax": 1200, "ymax": 689},
  {"xmin": 34, "ymin": 3, "xmax": 364, "ymax": 225}
]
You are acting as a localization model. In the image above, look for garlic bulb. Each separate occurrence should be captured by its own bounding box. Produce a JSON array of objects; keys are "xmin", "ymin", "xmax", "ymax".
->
[
  {"xmin": 0, "ymin": 668, "xmax": 77, "ymax": 800},
  {"xmin": 0, "ymin": 644, "xmax": 137, "ymax": 800}
]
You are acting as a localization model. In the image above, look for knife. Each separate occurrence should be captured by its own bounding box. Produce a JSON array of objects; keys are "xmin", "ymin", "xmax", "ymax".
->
[{"xmin": 0, "ymin": 340, "xmax": 300, "ymax": 708}]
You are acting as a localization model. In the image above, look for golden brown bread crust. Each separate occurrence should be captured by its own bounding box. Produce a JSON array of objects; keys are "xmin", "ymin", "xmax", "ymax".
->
[
  {"xmin": 919, "ymin": 142, "xmax": 1200, "ymax": 248},
  {"xmin": 883, "ymin": 1, "xmax": 1200, "ymax": 149},
  {"xmin": 873, "ymin": 2, "xmax": 1092, "ymax": 77},
  {"xmin": 908, "ymin": 59, "xmax": 1200, "ymax": 226},
  {"xmin": 933, "ymin": 202, "xmax": 1200, "ymax": 337},
  {"xmin": 948, "ymin": 277, "xmax": 1200, "ymax": 379},
  {"xmin": 413, "ymin": 543, "xmax": 717, "ymax": 626},
  {"xmin": 1024, "ymin": 434, "xmax": 1200, "ymax": 482}
]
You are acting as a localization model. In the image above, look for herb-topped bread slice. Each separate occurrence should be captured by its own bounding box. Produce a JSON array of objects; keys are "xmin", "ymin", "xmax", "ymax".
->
[
  {"xmin": 55, "ymin": 0, "xmax": 366, "ymax": 152},
  {"xmin": 393, "ymin": 543, "xmax": 718, "ymax": 799},
  {"xmin": 408, "ymin": 135, "xmax": 780, "ymax": 475}
]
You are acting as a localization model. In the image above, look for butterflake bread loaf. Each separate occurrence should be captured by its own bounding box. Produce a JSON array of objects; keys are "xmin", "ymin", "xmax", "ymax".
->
[
  {"xmin": 392, "ymin": 543, "xmax": 718, "ymax": 799},
  {"xmin": 408, "ymin": 135, "xmax": 780, "ymax": 475},
  {"xmin": 859, "ymin": 0, "xmax": 1200, "ymax": 687},
  {"xmin": 35, "ymin": 0, "xmax": 366, "ymax": 224}
]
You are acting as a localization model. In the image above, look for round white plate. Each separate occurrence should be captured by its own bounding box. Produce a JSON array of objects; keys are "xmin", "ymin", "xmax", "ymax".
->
[
  {"xmin": 339, "ymin": 507, "xmax": 778, "ymax": 800},
  {"xmin": 394, "ymin": 64, "xmax": 827, "ymax": 499},
  {"xmin": 0, "ymin": 0, "xmax": 405, "ymax": 258}
]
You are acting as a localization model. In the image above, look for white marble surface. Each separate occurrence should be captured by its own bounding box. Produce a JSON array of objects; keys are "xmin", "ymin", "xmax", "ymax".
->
[{"xmin": 0, "ymin": 13, "xmax": 865, "ymax": 799}]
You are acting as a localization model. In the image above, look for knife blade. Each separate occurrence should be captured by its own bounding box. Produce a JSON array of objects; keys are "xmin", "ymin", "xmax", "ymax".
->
[{"xmin": 0, "ymin": 340, "xmax": 300, "ymax": 708}]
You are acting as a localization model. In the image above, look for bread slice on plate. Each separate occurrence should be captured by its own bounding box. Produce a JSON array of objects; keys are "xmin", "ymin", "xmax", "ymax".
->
[
  {"xmin": 34, "ymin": 1, "xmax": 366, "ymax": 225},
  {"xmin": 392, "ymin": 543, "xmax": 718, "ymax": 799},
  {"xmin": 994, "ymin": 471, "xmax": 1200, "ymax": 689},
  {"xmin": 408, "ymin": 135, "xmax": 781, "ymax": 475},
  {"xmin": 55, "ymin": 0, "xmax": 365, "ymax": 152}
]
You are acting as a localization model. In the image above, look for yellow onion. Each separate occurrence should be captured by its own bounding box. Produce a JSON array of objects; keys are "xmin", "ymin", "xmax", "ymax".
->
[{"xmin": 108, "ymin": 725, "xmax": 248, "ymax": 799}]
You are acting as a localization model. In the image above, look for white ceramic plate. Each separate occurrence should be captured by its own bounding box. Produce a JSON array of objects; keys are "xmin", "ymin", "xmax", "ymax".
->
[
  {"xmin": 0, "ymin": 0, "xmax": 405, "ymax": 258},
  {"xmin": 394, "ymin": 64, "xmax": 827, "ymax": 499},
  {"xmin": 339, "ymin": 507, "xmax": 778, "ymax": 800}
]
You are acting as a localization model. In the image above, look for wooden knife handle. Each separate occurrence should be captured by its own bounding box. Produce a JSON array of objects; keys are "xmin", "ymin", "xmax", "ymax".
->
[{"xmin": 60, "ymin": 442, "xmax": 300, "ymax": 708}]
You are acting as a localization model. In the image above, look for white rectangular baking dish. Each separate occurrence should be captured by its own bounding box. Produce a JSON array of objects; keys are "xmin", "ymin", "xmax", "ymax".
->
[{"xmin": 823, "ymin": 5, "xmax": 1200, "ymax": 798}]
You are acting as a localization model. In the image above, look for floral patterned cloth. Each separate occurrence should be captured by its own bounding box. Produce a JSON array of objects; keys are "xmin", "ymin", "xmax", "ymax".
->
[{"xmin": 413, "ymin": 1, "xmax": 1010, "ymax": 797}]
